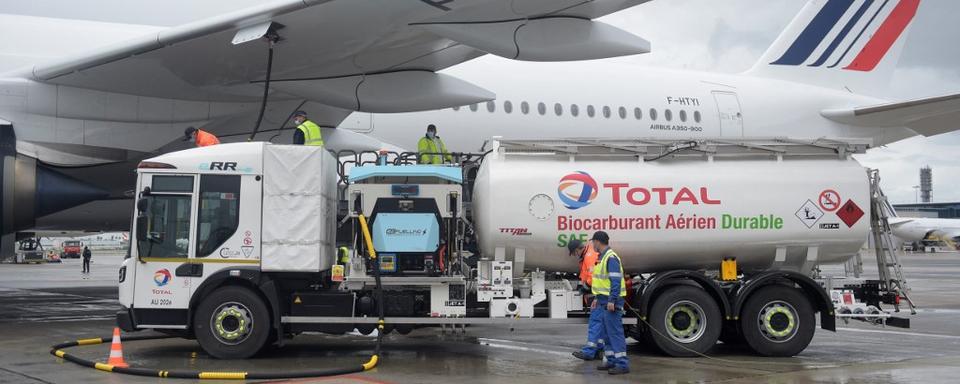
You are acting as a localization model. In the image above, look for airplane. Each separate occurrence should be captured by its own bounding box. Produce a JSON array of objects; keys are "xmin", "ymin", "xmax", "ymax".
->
[
  {"xmin": 889, "ymin": 217, "xmax": 960, "ymax": 250},
  {"xmin": 0, "ymin": 0, "xmax": 959, "ymax": 255},
  {"xmin": 0, "ymin": 0, "xmax": 654, "ymax": 252},
  {"xmin": 365, "ymin": 0, "xmax": 960, "ymax": 152}
]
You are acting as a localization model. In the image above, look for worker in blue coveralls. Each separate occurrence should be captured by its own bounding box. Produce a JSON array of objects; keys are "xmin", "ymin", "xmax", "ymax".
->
[
  {"xmin": 571, "ymin": 239, "xmax": 605, "ymax": 362},
  {"xmin": 589, "ymin": 231, "xmax": 629, "ymax": 375}
]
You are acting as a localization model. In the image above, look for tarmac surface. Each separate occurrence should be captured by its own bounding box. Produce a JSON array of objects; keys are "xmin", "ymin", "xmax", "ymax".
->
[{"xmin": 1, "ymin": 250, "xmax": 959, "ymax": 383}]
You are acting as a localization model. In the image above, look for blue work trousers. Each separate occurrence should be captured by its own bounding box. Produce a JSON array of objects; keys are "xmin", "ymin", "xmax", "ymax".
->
[
  {"xmin": 580, "ymin": 305, "xmax": 605, "ymax": 357},
  {"xmin": 597, "ymin": 306, "xmax": 629, "ymax": 370}
]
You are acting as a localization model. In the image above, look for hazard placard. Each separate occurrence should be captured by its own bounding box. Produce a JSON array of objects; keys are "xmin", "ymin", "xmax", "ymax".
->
[
  {"xmin": 818, "ymin": 189, "xmax": 841, "ymax": 212},
  {"xmin": 837, "ymin": 199, "xmax": 864, "ymax": 228},
  {"xmin": 795, "ymin": 200, "xmax": 824, "ymax": 228}
]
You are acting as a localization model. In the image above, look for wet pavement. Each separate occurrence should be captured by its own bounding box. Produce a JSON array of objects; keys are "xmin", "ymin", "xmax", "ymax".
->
[{"xmin": 1, "ymin": 251, "xmax": 959, "ymax": 383}]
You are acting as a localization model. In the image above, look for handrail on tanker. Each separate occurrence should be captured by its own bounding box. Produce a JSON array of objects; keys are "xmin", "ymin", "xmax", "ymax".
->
[{"xmin": 488, "ymin": 137, "xmax": 872, "ymax": 160}]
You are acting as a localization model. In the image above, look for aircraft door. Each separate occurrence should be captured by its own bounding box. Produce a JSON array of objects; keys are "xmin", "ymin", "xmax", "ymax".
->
[
  {"xmin": 337, "ymin": 112, "xmax": 374, "ymax": 133},
  {"xmin": 131, "ymin": 173, "xmax": 197, "ymax": 328},
  {"xmin": 712, "ymin": 91, "xmax": 743, "ymax": 136}
]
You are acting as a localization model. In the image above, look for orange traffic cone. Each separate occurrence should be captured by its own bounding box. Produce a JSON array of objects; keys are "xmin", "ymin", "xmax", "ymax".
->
[{"xmin": 107, "ymin": 327, "xmax": 129, "ymax": 368}]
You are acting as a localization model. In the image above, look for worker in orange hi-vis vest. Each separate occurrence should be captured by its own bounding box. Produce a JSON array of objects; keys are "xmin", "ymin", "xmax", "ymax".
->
[
  {"xmin": 570, "ymin": 239, "xmax": 604, "ymax": 362},
  {"xmin": 183, "ymin": 126, "xmax": 220, "ymax": 147}
]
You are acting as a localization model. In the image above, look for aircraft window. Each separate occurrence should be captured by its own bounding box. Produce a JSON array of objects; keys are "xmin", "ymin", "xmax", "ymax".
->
[
  {"xmin": 602, "ymin": 106, "xmax": 611, "ymax": 119},
  {"xmin": 469, "ymin": 103, "xmax": 478, "ymax": 112},
  {"xmin": 570, "ymin": 104, "xmax": 579, "ymax": 117},
  {"xmin": 634, "ymin": 107, "xmax": 642, "ymax": 120},
  {"xmin": 618, "ymin": 106, "xmax": 627, "ymax": 119},
  {"xmin": 554, "ymin": 103, "xmax": 563, "ymax": 116},
  {"xmin": 504, "ymin": 101, "xmax": 513, "ymax": 114},
  {"xmin": 587, "ymin": 105, "xmax": 595, "ymax": 118},
  {"xmin": 537, "ymin": 102, "xmax": 546, "ymax": 115},
  {"xmin": 694, "ymin": 110, "xmax": 702, "ymax": 123},
  {"xmin": 679, "ymin": 110, "xmax": 688, "ymax": 122},
  {"xmin": 196, "ymin": 175, "xmax": 241, "ymax": 258},
  {"xmin": 521, "ymin": 101, "xmax": 530, "ymax": 114},
  {"xmin": 665, "ymin": 109, "xmax": 673, "ymax": 122},
  {"xmin": 649, "ymin": 108, "xmax": 658, "ymax": 121},
  {"xmin": 486, "ymin": 101, "xmax": 495, "ymax": 113}
]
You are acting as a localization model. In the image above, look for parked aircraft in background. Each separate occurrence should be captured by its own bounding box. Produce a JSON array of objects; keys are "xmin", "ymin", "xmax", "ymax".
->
[{"xmin": 890, "ymin": 217, "xmax": 960, "ymax": 250}]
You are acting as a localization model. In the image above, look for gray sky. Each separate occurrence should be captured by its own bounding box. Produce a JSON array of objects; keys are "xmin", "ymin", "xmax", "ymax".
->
[{"xmin": 2, "ymin": 0, "xmax": 957, "ymax": 203}]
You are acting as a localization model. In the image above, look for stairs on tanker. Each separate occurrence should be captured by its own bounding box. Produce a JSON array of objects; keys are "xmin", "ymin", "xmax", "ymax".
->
[{"xmin": 867, "ymin": 169, "xmax": 917, "ymax": 315}]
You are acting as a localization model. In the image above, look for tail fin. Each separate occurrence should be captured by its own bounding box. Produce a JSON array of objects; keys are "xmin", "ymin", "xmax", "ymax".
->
[{"xmin": 746, "ymin": 0, "xmax": 921, "ymax": 94}]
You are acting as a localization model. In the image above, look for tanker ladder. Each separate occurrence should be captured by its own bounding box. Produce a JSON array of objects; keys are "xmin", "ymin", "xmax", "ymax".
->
[{"xmin": 865, "ymin": 169, "xmax": 917, "ymax": 315}]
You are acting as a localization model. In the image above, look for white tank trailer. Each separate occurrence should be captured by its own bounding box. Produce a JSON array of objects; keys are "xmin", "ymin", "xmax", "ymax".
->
[
  {"xmin": 117, "ymin": 138, "xmax": 910, "ymax": 363},
  {"xmin": 473, "ymin": 142, "xmax": 871, "ymax": 274}
]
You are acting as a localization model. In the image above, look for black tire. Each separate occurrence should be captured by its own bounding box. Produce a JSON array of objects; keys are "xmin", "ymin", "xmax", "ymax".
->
[
  {"xmin": 193, "ymin": 286, "xmax": 271, "ymax": 359},
  {"xmin": 739, "ymin": 285, "xmax": 815, "ymax": 357},
  {"xmin": 646, "ymin": 285, "xmax": 722, "ymax": 357}
]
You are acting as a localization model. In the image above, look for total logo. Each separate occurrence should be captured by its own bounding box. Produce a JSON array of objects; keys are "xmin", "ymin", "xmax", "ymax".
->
[
  {"xmin": 558, "ymin": 171, "xmax": 721, "ymax": 210},
  {"xmin": 154, "ymin": 269, "xmax": 172, "ymax": 287},
  {"xmin": 558, "ymin": 171, "xmax": 598, "ymax": 210}
]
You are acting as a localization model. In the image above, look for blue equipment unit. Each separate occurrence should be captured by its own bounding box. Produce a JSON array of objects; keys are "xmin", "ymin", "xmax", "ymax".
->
[{"xmin": 371, "ymin": 213, "xmax": 440, "ymax": 253}]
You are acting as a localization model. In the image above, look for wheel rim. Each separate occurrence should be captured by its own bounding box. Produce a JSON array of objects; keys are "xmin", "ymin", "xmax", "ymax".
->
[
  {"xmin": 210, "ymin": 301, "xmax": 254, "ymax": 345},
  {"xmin": 756, "ymin": 300, "xmax": 798, "ymax": 343},
  {"xmin": 663, "ymin": 300, "xmax": 707, "ymax": 343}
]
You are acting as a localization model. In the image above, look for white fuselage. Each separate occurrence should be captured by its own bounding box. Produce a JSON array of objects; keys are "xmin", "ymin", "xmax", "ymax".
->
[
  {"xmin": 890, "ymin": 217, "xmax": 960, "ymax": 243},
  {"xmin": 346, "ymin": 62, "xmax": 913, "ymax": 153}
]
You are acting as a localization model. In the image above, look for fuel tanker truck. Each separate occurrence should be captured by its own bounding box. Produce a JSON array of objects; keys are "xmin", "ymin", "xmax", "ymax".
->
[{"xmin": 117, "ymin": 137, "xmax": 910, "ymax": 360}]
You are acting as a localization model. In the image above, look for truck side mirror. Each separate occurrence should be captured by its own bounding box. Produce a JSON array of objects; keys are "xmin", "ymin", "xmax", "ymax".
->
[
  {"xmin": 136, "ymin": 197, "xmax": 148, "ymax": 214},
  {"xmin": 136, "ymin": 215, "xmax": 148, "ymax": 242}
]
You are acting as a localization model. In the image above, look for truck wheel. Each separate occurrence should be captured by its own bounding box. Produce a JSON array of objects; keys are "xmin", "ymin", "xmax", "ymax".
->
[
  {"xmin": 739, "ymin": 285, "xmax": 815, "ymax": 357},
  {"xmin": 647, "ymin": 285, "xmax": 721, "ymax": 357},
  {"xmin": 194, "ymin": 286, "xmax": 270, "ymax": 359}
]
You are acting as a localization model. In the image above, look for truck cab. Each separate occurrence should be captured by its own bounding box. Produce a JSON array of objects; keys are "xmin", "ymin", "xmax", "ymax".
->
[
  {"xmin": 61, "ymin": 240, "xmax": 82, "ymax": 258},
  {"xmin": 118, "ymin": 143, "xmax": 267, "ymax": 340}
]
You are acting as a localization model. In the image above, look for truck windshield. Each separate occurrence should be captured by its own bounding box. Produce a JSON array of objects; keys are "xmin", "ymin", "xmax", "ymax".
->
[
  {"xmin": 196, "ymin": 175, "xmax": 241, "ymax": 258},
  {"xmin": 139, "ymin": 195, "xmax": 192, "ymax": 259}
]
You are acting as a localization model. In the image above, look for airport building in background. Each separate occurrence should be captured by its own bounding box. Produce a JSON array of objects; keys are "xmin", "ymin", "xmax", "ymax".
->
[{"xmin": 894, "ymin": 202, "xmax": 960, "ymax": 219}]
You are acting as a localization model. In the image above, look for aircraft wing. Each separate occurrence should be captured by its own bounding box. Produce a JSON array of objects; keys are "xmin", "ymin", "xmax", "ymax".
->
[
  {"xmin": 887, "ymin": 217, "xmax": 914, "ymax": 227},
  {"xmin": 821, "ymin": 93, "xmax": 960, "ymax": 137},
  {"xmin": 14, "ymin": 0, "xmax": 650, "ymax": 113}
]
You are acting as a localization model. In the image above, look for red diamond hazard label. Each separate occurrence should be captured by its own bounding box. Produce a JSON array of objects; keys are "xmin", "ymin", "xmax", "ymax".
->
[{"xmin": 837, "ymin": 200, "xmax": 864, "ymax": 228}]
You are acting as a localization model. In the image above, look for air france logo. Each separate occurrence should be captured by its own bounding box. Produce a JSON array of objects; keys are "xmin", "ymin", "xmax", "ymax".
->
[
  {"xmin": 769, "ymin": 0, "xmax": 920, "ymax": 72},
  {"xmin": 154, "ymin": 269, "xmax": 172, "ymax": 287},
  {"xmin": 558, "ymin": 171, "xmax": 598, "ymax": 210}
]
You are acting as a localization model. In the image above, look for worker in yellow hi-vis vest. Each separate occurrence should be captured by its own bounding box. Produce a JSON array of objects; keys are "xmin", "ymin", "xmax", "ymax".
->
[
  {"xmin": 292, "ymin": 111, "xmax": 324, "ymax": 147},
  {"xmin": 590, "ymin": 231, "xmax": 629, "ymax": 375},
  {"xmin": 417, "ymin": 124, "xmax": 452, "ymax": 164}
]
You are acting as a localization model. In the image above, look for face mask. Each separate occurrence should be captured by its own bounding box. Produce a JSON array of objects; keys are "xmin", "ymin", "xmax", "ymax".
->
[{"xmin": 427, "ymin": 132, "xmax": 436, "ymax": 139}]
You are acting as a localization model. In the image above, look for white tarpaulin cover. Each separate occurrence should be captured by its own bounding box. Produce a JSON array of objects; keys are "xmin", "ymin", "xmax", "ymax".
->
[{"xmin": 261, "ymin": 145, "xmax": 336, "ymax": 272}]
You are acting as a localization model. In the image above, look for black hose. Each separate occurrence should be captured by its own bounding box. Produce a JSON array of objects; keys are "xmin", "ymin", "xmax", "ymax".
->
[
  {"xmin": 248, "ymin": 42, "xmax": 275, "ymax": 141},
  {"xmin": 267, "ymin": 99, "xmax": 308, "ymax": 143},
  {"xmin": 50, "ymin": 330, "xmax": 378, "ymax": 380}
]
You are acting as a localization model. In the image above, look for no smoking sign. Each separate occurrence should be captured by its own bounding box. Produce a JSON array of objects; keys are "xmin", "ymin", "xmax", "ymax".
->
[{"xmin": 819, "ymin": 189, "xmax": 840, "ymax": 212}]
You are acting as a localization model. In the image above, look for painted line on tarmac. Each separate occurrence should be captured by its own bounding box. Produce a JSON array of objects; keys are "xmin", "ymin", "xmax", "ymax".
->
[
  {"xmin": 476, "ymin": 338, "xmax": 571, "ymax": 357},
  {"xmin": 838, "ymin": 327, "xmax": 960, "ymax": 340}
]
